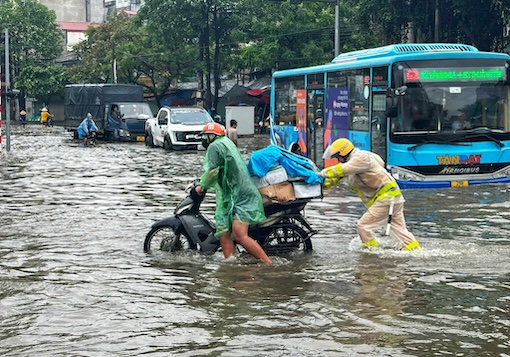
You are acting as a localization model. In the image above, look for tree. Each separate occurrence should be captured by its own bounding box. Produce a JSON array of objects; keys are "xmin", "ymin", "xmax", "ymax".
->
[
  {"xmin": 234, "ymin": 0, "xmax": 339, "ymax": 71},
  {"xmin": 0, "ymin": 0, "xmax": 64, "ymax": 102},
  {"xmin": 348, "ymin": 0, "xmax": 509, "ymax": 52},
  {"xmin": 16, "ymin": 65, "xmax": 65, "ymax": 105},
  {"xmin": 444, "ymin": 0, "xmax": 508, "ymax": 51},
  {"xmin": 69, "ymin": 11, "xmax": 199, "ymax": 107},
  {"xmin": 139, "ymin": 0, "xmax": 264, "ymax": 110},
  {"xmin": 67, "ymin": 12, "xmax": 145, "ymax": 84}
]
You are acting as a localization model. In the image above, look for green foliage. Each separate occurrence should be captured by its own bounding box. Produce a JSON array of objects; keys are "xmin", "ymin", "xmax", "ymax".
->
[
  {"xmin": 16, "ymin": 65, "xmax": 65, "ymax": 102},
  {"xmin": 68, "ymin": 10, "xmax": 201, "ymax": 105},
  {"xmin": 4, "ymin": 0, "xmax": 507, "ymax": 107},
  {"xmin": 347, "ymin": 0, "xmax": 509, "ymax": 51},
  {"xmin": 67, "ymin": 12, "xmax": 145, "ymax": 83},
  {"xmin": 0, "ymin": 0, "xmax": 64, "ymax": 96},
  {"xmin": 235, "ymin": 0, "xmax": 338, "ymax": 71},
  {"xmin": 444, "ymin": 0, "xmax": 508, "ymax": 51},
  {"xmin": 0, "ymin": 0, "xmax": 63, "ymax": 65}
]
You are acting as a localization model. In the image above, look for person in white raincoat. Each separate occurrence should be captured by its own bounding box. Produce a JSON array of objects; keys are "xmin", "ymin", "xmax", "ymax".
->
[{"xmin": 320, "ymin": 138, "xmax": 421, "ymax": 251}]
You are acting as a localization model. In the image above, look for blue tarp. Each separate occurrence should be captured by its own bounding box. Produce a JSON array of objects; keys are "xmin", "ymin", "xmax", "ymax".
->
[{"xmin": 248, "ymin": 145, "xmax": 323, "ymax": 185}]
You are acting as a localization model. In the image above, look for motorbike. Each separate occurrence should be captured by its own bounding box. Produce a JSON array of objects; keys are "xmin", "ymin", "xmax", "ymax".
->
[
  {"xmin": 144, "ymin": 180, "xmax": 317, "ymax": 256},
  {"xmin": 86, "ymin": 132, "xmax": 98, "ymax": 146}
]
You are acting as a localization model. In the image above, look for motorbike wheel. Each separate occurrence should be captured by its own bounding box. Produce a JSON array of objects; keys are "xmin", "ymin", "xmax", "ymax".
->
[
  {"xmin": 261, "ymin": 224, "xmax": 312, "ymax": 255},
  {"xmin": 144, "ymin": 225, "xmax": 194, "ymax": 253}
]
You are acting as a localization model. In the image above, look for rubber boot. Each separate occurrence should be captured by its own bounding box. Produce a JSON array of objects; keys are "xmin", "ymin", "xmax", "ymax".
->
[
  {"xmin": 362, "ymin": 238, "xmax": 379, "ymax": 249},
  {"xmin": 403, "ymin": 240, "xmax": 421, "ymax": 251}
]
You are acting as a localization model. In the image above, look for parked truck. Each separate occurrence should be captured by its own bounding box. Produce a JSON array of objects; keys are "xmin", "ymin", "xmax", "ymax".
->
[{"xmin": 64, "ymin": 84, "xmax": 154, "ymax": 142}]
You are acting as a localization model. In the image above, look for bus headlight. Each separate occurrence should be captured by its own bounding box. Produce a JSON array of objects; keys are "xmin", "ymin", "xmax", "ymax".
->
[
  {"xmin": 494, "ymin": 165, "xmax": 510, "ymax": 178},
  {"xmin": 390, "ymin": 167, "xmax": 424, "ymax": 181}
]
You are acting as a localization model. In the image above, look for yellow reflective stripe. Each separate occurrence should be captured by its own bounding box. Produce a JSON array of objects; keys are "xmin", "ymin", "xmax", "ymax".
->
[
  {"xmin": 324, "ymin": 165, "xmax": 344, "ymax": 179},
  {"xmin": 350, "ymin": 187, "xmax": 364, "ymax": 201},
  {"xmin": 403, "ymin": 240, "xmax": 421, "ymax": 251},
  {"xmin": 366, "ymin": 180, "xmax": 400, "ymax": 207},
  {"xmin": 326, "ymin": 170, "xmax": 336, "ymax": 179},
  {"xmin": 334, "ymin": 165, "xmax": 344, "ymax": 177},
  {"xmin": 323, "ymin": 177, "xmax": 340, "ymax": 190},
  {"xmin": 378, "ymin": 189, "xmax": 402, "ymax": 200}
]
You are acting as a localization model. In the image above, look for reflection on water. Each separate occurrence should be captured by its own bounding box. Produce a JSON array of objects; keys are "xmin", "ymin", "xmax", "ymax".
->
[{"xmin": 0, "ymin": 126, "xmax": 509, "ymax": 356}]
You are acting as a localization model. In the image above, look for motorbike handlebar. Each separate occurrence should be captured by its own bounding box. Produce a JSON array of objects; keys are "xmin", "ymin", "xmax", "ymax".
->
[{"xmin": 187, "ymin": 178, "xmax": 206, "ymax": 199}]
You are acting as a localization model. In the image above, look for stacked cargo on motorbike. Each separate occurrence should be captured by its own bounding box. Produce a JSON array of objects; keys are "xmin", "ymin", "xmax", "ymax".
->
[
  {"xmin": 248, "ymin": 145, "xmax": 323, "ymax": 203},
  {"xmin": 253, "ymin": 165, "xmax": 296, "ymax": 202}
]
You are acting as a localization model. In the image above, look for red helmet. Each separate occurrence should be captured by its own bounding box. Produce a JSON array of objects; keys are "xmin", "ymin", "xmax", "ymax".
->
[{"xmin": 202, "ymin": 122, "xmax": 225, "ymax": 136}]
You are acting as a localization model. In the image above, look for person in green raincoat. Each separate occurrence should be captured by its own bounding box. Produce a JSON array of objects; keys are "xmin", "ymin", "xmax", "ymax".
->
[{"xmin": 195, "ymin": 122, "xmax": 272, "ymax": 263}]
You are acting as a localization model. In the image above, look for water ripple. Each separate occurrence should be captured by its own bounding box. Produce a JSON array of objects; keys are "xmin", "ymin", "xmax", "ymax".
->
[{"xmin": 1, "ymin": 127, "xmax": 509, "ymax": 356}]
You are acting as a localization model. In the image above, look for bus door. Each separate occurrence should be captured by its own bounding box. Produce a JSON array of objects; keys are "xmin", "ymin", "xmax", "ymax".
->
[
  {"xmin": 307, "ymin": 88, "xmax": 324, "ymax": 165},
  {"xmin": 306, "ymin": 74, "xmax": 325, "ymax": 166},
  {"xmin": 370, "ymin": 67, "xmax": 389, "ymax": 161},
  {"xmin": 371, "ymin": 90, "xmax": 388, "ymax": 160}
]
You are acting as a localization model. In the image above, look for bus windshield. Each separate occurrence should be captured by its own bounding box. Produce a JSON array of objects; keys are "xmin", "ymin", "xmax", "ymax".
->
[{"xmin": 391, "ymin": 60, "xmax": 510, "ymax": 142}]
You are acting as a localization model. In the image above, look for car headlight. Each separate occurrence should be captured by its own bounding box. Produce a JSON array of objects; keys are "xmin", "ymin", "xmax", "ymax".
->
[{"xmin": 118, "ymin": 129, "xmax": 131, "ymax": 137}]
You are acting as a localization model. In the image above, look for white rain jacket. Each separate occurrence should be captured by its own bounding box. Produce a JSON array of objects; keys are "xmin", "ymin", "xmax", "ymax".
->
[{"xmin": 321, "ymin": 148, "xmax": 404, "ymax": 207}]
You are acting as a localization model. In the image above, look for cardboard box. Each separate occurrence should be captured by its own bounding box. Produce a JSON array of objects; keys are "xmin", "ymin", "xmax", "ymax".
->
[
  {"xmin": 292, "ymin": 181, "xmax": 322, "ymax": 199},
  {"xmin": 258, "ymin": 181, "xmax": 296, "ymax": 202},
  {"xmin": 252, "ymin": 165, "xmax": 289, "ymax": 188}
]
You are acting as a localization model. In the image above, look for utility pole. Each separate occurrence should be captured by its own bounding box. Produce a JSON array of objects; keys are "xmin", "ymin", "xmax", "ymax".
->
[
  {"xmin": 4, "ymin": 29, "xmax": 10, "ymax": 152},
  {"xmin": 434, "ymin": 0, "xmax": 440, "ymax": 42}
]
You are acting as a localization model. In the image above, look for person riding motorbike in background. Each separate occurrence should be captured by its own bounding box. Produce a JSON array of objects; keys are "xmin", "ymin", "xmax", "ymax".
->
[
  {"xmin": 77, "ymin": 113, "xmax": 99, "ymax": 146},
  {"xmin": 320, "ymin": 138, "xmax": 421, "ymax": 251},
  {"xmin": 40, "ymin": 107, "xmax": 54, "ymax": 127},
  {"xmin": 195, "ymin": 122, "xmax": 272, "ymax": 263}
]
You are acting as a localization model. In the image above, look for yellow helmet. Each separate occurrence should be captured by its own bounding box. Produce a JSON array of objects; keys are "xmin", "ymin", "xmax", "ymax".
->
[{"xmin": 330, "ymin": 138, "xmax": 354, "ymax": 158}]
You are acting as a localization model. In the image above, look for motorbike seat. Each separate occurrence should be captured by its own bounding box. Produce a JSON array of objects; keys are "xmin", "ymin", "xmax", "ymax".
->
[{"xmin": 255, "ymin": 198, "xmax": 311, "ymax": 228}]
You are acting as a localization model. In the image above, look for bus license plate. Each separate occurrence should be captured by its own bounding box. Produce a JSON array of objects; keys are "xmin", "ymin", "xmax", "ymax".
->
[
  {"xmin": 136, "ymin": 136, "xmax": 145, "ymax": 142},
  {"xmin": 451, "ymin": 180, "xmax": 468, "ymax": 187}
]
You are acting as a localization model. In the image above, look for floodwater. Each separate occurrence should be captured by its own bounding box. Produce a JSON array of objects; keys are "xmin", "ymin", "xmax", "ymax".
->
[{"xmin": 1, "ymin": 126, "xmax": 509, "ymax": 357}]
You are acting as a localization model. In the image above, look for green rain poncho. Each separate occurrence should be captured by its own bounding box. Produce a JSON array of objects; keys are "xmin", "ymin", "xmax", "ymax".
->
[{"xmin": 200, "ymin": 136, "xmax": 266, "ymax": 237}]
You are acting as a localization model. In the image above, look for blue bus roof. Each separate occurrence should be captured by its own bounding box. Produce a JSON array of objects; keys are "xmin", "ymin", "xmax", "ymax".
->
[{"xmin": 273, "ymin": 43, "xmax": 510, "ymax": 78}]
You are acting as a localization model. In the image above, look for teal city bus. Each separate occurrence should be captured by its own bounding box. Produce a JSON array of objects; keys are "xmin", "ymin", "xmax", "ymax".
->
[{"xmin": 270, "ymin": 43, "xmax": 510, "ymax": 189}]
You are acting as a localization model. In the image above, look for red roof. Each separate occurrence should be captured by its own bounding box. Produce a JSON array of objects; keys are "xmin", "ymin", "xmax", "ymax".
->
[{"xmin": 57, "ymin": 21, "xmax": 99, "ymax": 32}]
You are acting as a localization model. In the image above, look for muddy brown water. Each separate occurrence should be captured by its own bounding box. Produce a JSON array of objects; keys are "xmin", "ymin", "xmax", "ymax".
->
[{"xmin": 1, "ymin": 126, "xmax": 509, "ymax": 356}]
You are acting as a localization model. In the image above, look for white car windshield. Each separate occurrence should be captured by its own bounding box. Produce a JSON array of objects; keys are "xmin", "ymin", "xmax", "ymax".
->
[{"xmin": 170, "ymin": 110, "xmax": 213, "ymax": 125}]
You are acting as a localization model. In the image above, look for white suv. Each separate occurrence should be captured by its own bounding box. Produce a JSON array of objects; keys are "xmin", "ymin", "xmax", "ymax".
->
[{"xmin": 145, "ymin": 106, "xmax": 213, "ymax": 150}]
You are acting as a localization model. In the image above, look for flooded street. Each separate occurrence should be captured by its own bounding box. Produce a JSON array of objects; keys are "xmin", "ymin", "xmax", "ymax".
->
[{"xmin": 1, "ymin": 126, "xmax": 510, "ymax": 357}]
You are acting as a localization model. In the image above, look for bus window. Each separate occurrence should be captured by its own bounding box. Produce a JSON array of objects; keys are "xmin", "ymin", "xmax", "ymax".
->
[
  {"xmin": 274, "ymin": 76, "xmax": 304, "ymax": 126},
  {"xmin": 348, "ymin": 69, "xmax": 370, "ymax": 132}
]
